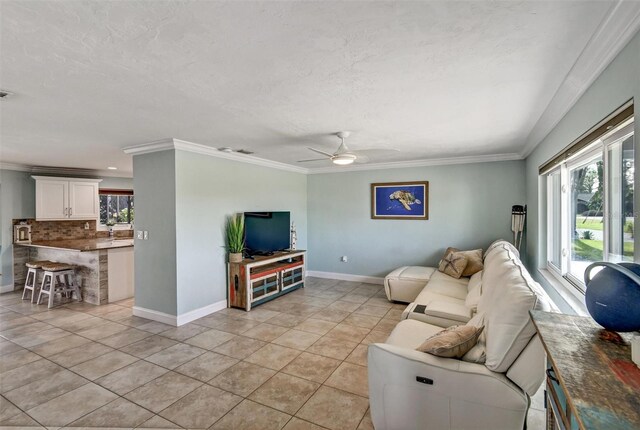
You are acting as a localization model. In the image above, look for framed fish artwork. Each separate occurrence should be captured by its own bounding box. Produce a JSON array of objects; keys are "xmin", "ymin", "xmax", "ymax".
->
[{"xmin": 371, "ymin": 181, "xmax": 429, "ymax": 220}]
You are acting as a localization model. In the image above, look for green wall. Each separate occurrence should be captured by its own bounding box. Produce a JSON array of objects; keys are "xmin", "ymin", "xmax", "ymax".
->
[
  {"xmin": 307, "ymin": 160, "xmax": 526, "ymax": 277},
  {"xmin": 524, "ymin": 31, "xmax": 640, "ymax": 313},
  {"xmin": 174, "ymin": 150, "xmax": 307, "ymax": 314},
  {"xmin": 0, "ymin": 170, "xmax": 35, "ymax": 288},
  {"xmin": 132, "ymin": 151, "xmax": 178, "ymax": 315},
  {"xmin": 132, "ymin": 149, "xmax": 308, "ymax": 317}
]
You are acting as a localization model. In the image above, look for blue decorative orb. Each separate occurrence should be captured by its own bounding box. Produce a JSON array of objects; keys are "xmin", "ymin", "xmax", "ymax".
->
[{"xmin": 584, "ymin": 262, "xmax": 640, "ymax": 332}]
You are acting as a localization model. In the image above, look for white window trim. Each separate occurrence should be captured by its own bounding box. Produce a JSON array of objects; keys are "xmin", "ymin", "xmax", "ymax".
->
[{"xmin": 538, "ymin": 268, "xmax": 589, "ymax": 316}]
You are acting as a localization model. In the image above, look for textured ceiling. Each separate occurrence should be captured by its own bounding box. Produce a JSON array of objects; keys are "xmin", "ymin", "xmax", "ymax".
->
[{"xmin": 0, "ymin": 1, "xmax": 613, "ymax": 174}]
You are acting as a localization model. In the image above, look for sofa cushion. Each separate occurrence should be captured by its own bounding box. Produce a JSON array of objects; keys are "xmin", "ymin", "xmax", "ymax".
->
[
  {"xmin": 416, "ymin": 325, "xmax": 484, "ymax": 358},
  {"xmin": 386, "ymin": 319, "xmax": 443, "ymax": 349},
  {"xmin": 479, "ymin": 246, "xmax": 552, "ymax": 373},
  {"xmin": 465, "ymin": 271, "xmax": 482, "ymax": 311},
  {"xmin": 384, "ymin": 266, "xmax": 437, "ymax": 303},
  {"xmin": 462, "ymin": 312, "xmax": 487, "ymax": 363},
  {"xmin": 438, "ymin": 251, "xmax": 468, "ymax": 278}
]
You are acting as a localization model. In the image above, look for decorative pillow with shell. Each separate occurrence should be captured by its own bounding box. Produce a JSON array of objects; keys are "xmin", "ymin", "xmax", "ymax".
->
[
  {"xmin": 442, "ymin": 247, "xmax": 484, "ymax": 277},
  {"xmin": 438, "ymin": 250, "xmax": 468, "ymax": 279}
]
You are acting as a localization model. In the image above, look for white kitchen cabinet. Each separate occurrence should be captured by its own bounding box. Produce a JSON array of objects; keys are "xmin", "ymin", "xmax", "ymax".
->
[{"xmin": 33, "ymin": 176, "xmax": 102, "ymax": 220}]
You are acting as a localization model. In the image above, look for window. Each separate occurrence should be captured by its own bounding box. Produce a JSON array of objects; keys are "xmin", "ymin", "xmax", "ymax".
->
[
  {"xmin": 99, "ymin": 189, "xmax": 134, "ymax": 225},
  {"xmin": 544, "ymin": 109, "xmax": 634, "ymax": 291}
]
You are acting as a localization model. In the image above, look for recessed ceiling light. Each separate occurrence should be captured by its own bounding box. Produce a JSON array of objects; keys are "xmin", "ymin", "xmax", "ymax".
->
[{"xmin": 107, "ymin": 166, "xmax": 118, "ymax": 170}]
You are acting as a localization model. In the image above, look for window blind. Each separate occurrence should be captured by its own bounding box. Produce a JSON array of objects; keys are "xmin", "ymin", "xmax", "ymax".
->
[
  {"xmin": 99, "ymin": 188, "xmax": 133, "ymax": 196},
  {"xmin": 538, "ymin": 101, "xmax": 634, "ymax": 175}
]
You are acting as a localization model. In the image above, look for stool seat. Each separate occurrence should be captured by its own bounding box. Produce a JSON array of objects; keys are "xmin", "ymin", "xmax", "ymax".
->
[
  {"xmin": 40, "ymin": 263, "xmax": 74, "ymax": 272},
  {"xmin": 25, "ymin": 260, "xmax": 54, "ymax": 269}
]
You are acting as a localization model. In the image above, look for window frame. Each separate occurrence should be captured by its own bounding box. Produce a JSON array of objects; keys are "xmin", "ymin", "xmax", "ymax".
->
[
  {"xmin": 98, "ymin": 189, "xmax": 134, "ymax": 229},
  {"xmin": 545, "ymin": 118, "xmax": 634, "ymax": 293}
]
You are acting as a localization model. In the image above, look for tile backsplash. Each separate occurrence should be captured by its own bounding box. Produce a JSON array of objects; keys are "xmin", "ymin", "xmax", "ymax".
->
[{"xmin": 12, "ymin": 219, "xmax": 134, "ymax": 242}]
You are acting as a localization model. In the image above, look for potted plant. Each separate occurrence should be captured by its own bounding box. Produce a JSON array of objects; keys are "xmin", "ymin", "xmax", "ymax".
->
[
  {"xmin": 106, "ymin": 219, "xmax": 116, "ymax": 238},
  {"xmin": 226, "ymin": 213, "xmax": 245, "ymax": 263}
]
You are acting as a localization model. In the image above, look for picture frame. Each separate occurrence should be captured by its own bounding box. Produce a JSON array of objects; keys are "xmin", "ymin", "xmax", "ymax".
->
[{"xmin": 371, "ymin": 181, "xmax": 429, "ymax": 220}]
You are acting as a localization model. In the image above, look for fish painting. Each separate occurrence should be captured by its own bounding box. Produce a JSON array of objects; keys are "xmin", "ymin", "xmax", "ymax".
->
[{"xmin": 389, "ymin": 190, "xmax": 422, "ymax": 211}]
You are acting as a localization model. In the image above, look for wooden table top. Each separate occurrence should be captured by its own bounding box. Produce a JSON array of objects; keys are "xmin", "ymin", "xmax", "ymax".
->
[{"xmin": 530, "ymin": 310, "xmax": 640, "ymax": 429}]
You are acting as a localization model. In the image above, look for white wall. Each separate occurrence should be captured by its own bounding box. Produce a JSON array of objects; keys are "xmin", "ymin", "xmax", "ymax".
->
[
  {"xmin": 307, "ymin": 160, "xmax": 526, "ymax": 278},
  {"xmin": 524, "ymin": 31, "xmax": 640, "ymax": 313}
]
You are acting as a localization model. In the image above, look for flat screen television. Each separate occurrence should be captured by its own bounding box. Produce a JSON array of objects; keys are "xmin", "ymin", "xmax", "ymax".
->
[{"xmin": 244, "ymin": 211, "xmax": 290, "ymax": 255}]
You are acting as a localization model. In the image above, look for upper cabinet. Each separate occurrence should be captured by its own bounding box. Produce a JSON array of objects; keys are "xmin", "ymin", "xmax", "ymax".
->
[{"xmin": 33, "ymin": 176, "xmax": 102, "ymax": 220}]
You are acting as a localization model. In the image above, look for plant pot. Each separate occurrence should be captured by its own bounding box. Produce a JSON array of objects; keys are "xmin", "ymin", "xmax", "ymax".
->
[{"xmin": 229, "ymin": 252, "xmax": 243, "ymax": 263}]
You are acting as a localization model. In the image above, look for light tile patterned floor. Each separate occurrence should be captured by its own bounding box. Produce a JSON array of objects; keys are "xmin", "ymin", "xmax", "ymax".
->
[{"xmin": 0, "ymin": 277, "xmax": 545, "ymax": 429}]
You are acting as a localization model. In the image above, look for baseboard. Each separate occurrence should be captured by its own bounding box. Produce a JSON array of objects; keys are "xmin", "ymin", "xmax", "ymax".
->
[
  {"xmin": 132, "ymin": 306, "xmax": 177, "ymax": 326},
  {"xmin": 133, "ymin": 299, "xmax": 227, "ymax": 327},
  {"xmin": 176, "ymin": 300, "xmax": 227, "ymax": 326},
  {"xmin": 0, "ymin": 284, "xmax": 15, "ymax": 294},
  {"xmin": 306, "ymin": 270, "xmax": 384, "ymax": 285}
]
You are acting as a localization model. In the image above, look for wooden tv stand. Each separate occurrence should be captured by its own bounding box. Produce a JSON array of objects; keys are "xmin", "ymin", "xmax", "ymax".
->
[{"xmin": 227, "ymin": 250, "xmax": 306, "ymax": 311}]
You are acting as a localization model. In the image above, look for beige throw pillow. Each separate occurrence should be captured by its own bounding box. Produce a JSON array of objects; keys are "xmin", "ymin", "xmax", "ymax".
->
[
  {"xmin": 416, "ymin": 325, "xmax": 485, "ymax": 358},
  {"xmin": 443, "ymin": 247, "xmax": 484, "ymax": 277},
  {"xmin": 438, "ymin": 251, "xmax": 468, "ymax": 279}
]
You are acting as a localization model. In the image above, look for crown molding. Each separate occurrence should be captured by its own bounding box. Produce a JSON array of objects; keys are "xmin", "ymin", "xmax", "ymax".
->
[
  {"xmin": 520, "ymin": 0, "xmax": 640, "ymax": 159},
  {"xmin": 0, "ymin": 162, "xmax": 31, "ymax": 172},
  {"xmin": 0, "ymin": 162, "xmax": 131, "ymax": 178},
  {"xmin": 124, "ymin": 138, "xmax": 308, "ymax": 174},
  {"xmin": 305, "ymin": 152, "xmax": 523, "ymax": 174}
]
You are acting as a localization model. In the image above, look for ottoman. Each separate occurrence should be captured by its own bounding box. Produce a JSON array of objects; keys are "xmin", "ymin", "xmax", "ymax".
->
[{"xmin": 384, "ymin": 266, "xmax": 436, "ymax": 303}]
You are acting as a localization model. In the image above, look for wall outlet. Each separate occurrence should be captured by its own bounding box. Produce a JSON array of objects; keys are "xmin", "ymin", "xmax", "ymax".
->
[
  {"xmin": 143, "ymin": 231, "xmax": 149, "ymax": 240},
  {"xmin": 341, "ymin": 256, "xmax": 348, "ymax": 262},
  {"xmin": 136, "ymin": 231, "xmax": 143, "ymax": 240}
]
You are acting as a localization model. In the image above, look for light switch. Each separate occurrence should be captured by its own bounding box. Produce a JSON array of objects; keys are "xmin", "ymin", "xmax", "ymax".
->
[
  {"xmin": 143, "ymin": 231, "xmax": 149, "ymax": 240},
  {"xmin": 136, "ymin": 231, "xmax": 143, "ymax": 240}
]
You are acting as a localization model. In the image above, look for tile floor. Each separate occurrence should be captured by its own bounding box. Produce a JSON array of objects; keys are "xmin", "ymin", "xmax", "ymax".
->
[{"xmin": 0, "ymin": 277, "xmax": 545, "ymax": 429}]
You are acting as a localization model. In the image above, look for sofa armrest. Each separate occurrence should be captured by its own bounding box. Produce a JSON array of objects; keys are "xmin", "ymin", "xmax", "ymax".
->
[
  {"xmin": 368, "ymin": 343, "xmax": 528, "ymax": 430},
  {"xmin": 424, "ymin": 300, "xmax": 472, "ymax": 323}
]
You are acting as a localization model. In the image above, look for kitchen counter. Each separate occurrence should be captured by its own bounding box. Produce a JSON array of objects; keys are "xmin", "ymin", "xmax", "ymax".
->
[{"xmin": 19, "ymin": 238, "xmax": 134, "ymax": 252}]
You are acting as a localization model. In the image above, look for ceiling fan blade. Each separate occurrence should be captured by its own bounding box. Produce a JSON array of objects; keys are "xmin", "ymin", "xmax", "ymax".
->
[
  {"xmin": 354, "ymin": 155, "xmax": 370, "ymax": 164},
  {"xmin": 297, "ymin": 158, "xmax": 329, "ymax": 163},
  {"xmin": 352, "ymin": 148, "xmax": 400, "ymax": 157},
  {"xmin": 308, "ymin": 147, "xmax": 335, "ymax": 157}
]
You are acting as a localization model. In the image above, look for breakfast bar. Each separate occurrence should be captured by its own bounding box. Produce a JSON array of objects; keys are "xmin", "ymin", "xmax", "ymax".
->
[{"xmin": 14, "ymin": 238, "xmax": 134, "ymax": 305}]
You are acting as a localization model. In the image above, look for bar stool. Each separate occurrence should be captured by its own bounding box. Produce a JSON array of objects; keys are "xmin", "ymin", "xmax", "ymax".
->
[
  {"xmin": 22, "ymin": 260, "xmax": 54, "ymax": 303},
  {"xmin": 37, "ymin": 263, "xmax": 82, "ymax": 309}
]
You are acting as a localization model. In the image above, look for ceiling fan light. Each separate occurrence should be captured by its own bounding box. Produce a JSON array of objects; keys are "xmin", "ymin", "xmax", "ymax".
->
[{"xmin": 332, "ymin": 156, "xmax": 355, "ymax": 165}]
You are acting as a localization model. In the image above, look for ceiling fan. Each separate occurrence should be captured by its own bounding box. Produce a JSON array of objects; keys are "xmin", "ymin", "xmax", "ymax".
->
[{"xmin": 297, "ymin": 131, "xmax": 397, "ymax": 166}]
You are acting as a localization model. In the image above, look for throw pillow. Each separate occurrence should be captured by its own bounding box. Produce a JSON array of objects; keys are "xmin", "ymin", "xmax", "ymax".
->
[
  {"xmin": 443, "ymin": 247, "xmax": 484, "ymax": 277},
  {"xmin": 438, "ymin": 251, "xmax": 468, "ymax": 279},
  {"xmin": 416, "ymin": 325, "xmax": 485, "ymax": 358}
]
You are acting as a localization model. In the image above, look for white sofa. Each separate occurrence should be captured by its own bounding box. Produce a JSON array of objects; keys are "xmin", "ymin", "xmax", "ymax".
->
[{"xmin": 369, "ymin": 240, "xmax": 553, "ymax": 430}]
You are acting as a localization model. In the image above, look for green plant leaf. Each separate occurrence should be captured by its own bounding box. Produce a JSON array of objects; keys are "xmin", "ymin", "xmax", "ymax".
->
[{"xmin": 225, "ymin": 213, "xmax": 245, "ymax": 253}]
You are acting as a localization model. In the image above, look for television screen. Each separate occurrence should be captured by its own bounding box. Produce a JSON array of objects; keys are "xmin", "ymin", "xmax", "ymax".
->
[{"xmin": 244, "ymin": 211, "xmax": 290, "ymax": 254}]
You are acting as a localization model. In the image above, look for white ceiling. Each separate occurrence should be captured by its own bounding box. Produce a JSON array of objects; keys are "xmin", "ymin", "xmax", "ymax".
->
[{"xmin": 0, "ymin": 1, "xmax": 627, "ymax": 175}]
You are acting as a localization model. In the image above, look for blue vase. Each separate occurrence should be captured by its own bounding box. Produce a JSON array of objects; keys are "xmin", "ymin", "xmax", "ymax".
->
[{"xmin": 584, "ymin": 262, "xmax": 640, "ymax": 332}]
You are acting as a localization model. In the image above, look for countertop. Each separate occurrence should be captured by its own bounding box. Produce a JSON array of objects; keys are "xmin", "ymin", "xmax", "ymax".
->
[{"xmin": 18, "ymin": 238, "xmax": 134, "ymax": 252}]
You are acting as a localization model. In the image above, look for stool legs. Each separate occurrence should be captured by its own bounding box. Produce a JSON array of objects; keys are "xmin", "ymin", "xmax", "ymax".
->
[
  {"xmin": 37, "ymin": 269, "xmax": 81, "ymax": 308},
  {"xmin": 22, "ymin": 267, "xmax": 38, "ymax": 302}
]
